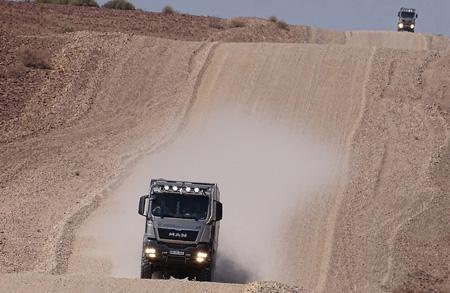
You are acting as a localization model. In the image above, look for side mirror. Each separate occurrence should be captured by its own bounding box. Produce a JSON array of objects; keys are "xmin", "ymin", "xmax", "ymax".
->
[
  {"xmin": 416, "ymin": 14, "xmax": 418, "ymax": 18},
  {"xmin": 397, "ymin": 12, "xmax": 400, "ymax": 17},
  {"xmin": 215, "ymin": 201, "xmax": 223, "ymax": 221},
  {"xmin": 138, "ymin": 195, "xmax": 148, "ymax": 216}
]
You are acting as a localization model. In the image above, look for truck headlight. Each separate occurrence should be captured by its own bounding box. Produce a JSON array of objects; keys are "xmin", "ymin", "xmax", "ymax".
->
[
  {"xmin": 398, "ymin": 23, "xmax": 404, "ymax": 29},
  {"xmin": 145, "ymin": 247, "xmax": 157, "ymax": 258},
  {"xmin": 145, "ymin": 248, "xmax": 156, "ymax": 254},
  {"xmin": 410, "ymin": 24, "xmax": 415, "ymax": 29},
  {"xmin": 195, "ymin": 252, "xmax": 208, "ymax": 263}
]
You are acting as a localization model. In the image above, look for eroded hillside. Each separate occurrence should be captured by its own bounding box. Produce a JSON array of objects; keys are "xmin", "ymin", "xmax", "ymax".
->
[{"xmin": 0, "ymin": 2, "xmax": 449, "ymax": 293}]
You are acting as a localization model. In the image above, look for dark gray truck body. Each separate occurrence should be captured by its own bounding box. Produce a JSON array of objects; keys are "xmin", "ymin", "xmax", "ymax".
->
[
  {"xmin": 397, "ymin": 7, "xmax": 418, "ymax": 32},
  {"xmin": 138, "ymin": 178, "xmax": 223, "ymax": 281}
]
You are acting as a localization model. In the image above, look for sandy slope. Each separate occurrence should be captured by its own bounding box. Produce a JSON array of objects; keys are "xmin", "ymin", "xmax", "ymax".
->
[
  {"xmin": 189, "ymin": 43, "xmax": 374, "ymax": 287},
  {"xmin": 0, "ymin": 32, "xmax": 214, "ymax": 272},
  {"xmin": 1, "ymin": 6, "xmax": 449, "ymax": 292},
  {"xmin": 322, "ymin": 47, "xmax": 450, "ymax": 293},
  {"xmin": 181, "ymin": 42, "xmax": 450, "ymax": 292},
  {"xmin": 65, "ymin": 35, "xmax": 449, "ymax": 292}
]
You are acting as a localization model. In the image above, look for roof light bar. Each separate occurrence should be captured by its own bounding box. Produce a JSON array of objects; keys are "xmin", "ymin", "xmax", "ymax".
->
[{"xmin": 151, "ymin": 180, "xmax": 212, "ymax": 195}]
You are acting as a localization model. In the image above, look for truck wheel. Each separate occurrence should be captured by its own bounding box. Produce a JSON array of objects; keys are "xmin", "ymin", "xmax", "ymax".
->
[
  {"xmin": 152, "ymin": 271, "xmax": 168, "ymax": 279},
  {"xmin": 197, "ymin": 268, "xmax": 212, "ymax": 282},
  {"xmin": 140, "ymin": 255, "xmax": 153, "ymax": 279}
]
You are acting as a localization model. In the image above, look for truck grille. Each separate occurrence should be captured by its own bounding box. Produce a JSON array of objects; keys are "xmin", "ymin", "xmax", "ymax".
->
[
  {"xmin": 165, "ymin": 243, "xmax": 196, "ymax": 250},
  {"xmin": 158, "ymin": 228, "xmax": 199, "ymax": 242}
]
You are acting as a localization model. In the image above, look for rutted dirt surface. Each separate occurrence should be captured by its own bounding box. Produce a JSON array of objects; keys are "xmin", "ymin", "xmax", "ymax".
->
[
  {"xmin": 1, "ymin": 1, "xmax": 450, "ymax": 292},
  {"xmin": 0, "ymin": 273, "xmax": 308, "ymax": 293}
]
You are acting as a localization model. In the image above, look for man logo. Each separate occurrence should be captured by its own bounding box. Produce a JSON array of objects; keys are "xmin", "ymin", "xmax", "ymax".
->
[{"xmin": 169, "ymin": 232, "xmax": 188, "ymax": 238}]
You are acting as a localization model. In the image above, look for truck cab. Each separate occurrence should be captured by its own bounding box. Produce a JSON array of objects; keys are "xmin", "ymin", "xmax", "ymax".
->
[
  {"xmin": 397, "ymin": 7, "xmax": 418, "ymax": 32},
  {"xmin": 138, "ymin": 179, "xmax": 223, "ymax": 281}
]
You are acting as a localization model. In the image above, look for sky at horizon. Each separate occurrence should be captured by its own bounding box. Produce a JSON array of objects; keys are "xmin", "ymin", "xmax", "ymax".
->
[{"xmin": 97, "ymin": 0, "xmax": 450, "ymax": 36}]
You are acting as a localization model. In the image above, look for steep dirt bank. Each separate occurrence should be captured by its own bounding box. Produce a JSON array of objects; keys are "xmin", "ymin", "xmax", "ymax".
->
[
  {"xmin": 184, "ymin": 42, "xmax": 450, "ymax": 292},
  {"xmin": 65, "ymin": 37, "xmax": 449, "ymax": 292},
  {"xmin": 0, "ymin": 32, "xmax": 214, "ymax": 273},
  {"xmin": 322, "ymin": 48, "xmax": 450, "ymax": 293}
]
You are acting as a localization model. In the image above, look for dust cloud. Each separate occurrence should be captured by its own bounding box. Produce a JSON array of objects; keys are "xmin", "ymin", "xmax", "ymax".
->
[{"xmin": 75, "ymin": 112, "xmax": 335, "ymax": 282}]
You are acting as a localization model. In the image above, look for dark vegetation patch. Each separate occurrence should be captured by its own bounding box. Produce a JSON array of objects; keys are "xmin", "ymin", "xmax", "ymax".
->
[
  {"xmin": 103, "ymin": 0, "xmax": 135, "ymax": 10},
  {"xmin": 276, "ymin": 20, "xmax": 289, "ymax": 30},
  {"xmin": 35, "ymin": 0, "xmax": 99, "ymax": 7},
  {"xmin": 63, "ymin": 25, "xmax": 76, "ymax": 33},
  {"xmin": 162, "ymin": 5, "xmax": 174, "ymax": 14},
  {"xmin": 209, "ymin": 22, "xmax": 225, "ymax": 30},
  {"xmin": 269, "ymin": 16, "xmax": 278, "ymax": 23},
  {"xmin": 229, "ymin": 19, "xmax": 245, "ymax": 28},
  {"xmin": 268, "ymin": 16, "xmax": 290, "ymax": 31},
  {"xmin": 19, "ymin": 48, "xmax": 52, "ymax": 70}
]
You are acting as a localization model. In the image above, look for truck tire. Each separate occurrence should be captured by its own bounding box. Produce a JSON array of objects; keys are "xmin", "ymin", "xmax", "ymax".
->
[
  {"xmin": 140, "ymin": 255, "xmax": 153, "ymax": 279},
  {"xmin": 197, "ymin": 268, "xmax": 212, "ymax": 282},
  {"xmin": 152, "ymin": 271, "xmax": 167, "ymax": 279}
]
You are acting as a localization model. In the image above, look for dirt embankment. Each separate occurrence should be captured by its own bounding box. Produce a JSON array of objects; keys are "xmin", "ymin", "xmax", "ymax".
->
[
  {"xmin": 323, "ymin": 48, "xmax": 450, "ymax": 293},
  {"xmin": 0, "ymin": 31, "xmax": 213, "ymax": 273},
  {"xmin": 1, "ymin": 2, "xmax": 450, "ymax": 293},
  {"xmin": 183, "ymin": 43, "xmax": 450, "ymax": 292},
  {"xmin": 2, "ymin": 1, "xmax": 449, "ymax": 142}
]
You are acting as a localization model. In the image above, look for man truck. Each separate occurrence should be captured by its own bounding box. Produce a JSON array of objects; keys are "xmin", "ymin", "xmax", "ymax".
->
[
  {"xmin": 397, "ymin": 7, "xmax": 418, "ymax": 32},
  {"xmin": 138, "ymin": 179, "xmax": 223, "ymax": 281}
]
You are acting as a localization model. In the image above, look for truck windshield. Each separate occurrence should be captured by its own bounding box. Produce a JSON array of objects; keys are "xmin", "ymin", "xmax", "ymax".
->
[
  {"xmin": 401, "ymin": 12, "xmax": 415, "ymax": 19},
  {"xmin": 151, "ymin": 193, "xmax": 209, "ymax": 220}
]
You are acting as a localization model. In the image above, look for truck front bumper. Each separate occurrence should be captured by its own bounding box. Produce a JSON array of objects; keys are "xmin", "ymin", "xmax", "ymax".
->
[
  {"xmin": 398, "ymin": 28, "xmax": 415, "ymax": 32},
  {"xmin": 143, "ymin": 239, "xmax": 212, "ymax": 269},
  {"xmin": 398, "ymin": 23, "xmax": 415, "ymax": 32}
]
